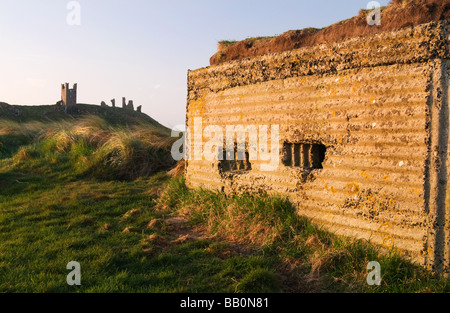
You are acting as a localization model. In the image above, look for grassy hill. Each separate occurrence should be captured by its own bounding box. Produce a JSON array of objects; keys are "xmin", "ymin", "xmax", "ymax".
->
[
  {"xmin": 0, "ymin": 102, "xmax": 169, "ymax": 131},
  {"xmin": 0, "ymin": 103, "xmax": 175, "ymax": 179},
  {"xmin": 0, "ymin": 103, "xmax": 449, "ymax": 293}
]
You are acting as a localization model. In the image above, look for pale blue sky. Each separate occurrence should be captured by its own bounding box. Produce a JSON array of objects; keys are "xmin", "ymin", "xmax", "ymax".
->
[{"xmin": 0, "ymin": 0, "xmax": 390, "ymax": 128}]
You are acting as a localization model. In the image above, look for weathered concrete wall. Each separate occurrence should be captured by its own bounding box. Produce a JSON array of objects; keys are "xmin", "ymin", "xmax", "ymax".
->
[{"xmin": 186, "ymin": 21, "xmax": 450, "ymax": 272}]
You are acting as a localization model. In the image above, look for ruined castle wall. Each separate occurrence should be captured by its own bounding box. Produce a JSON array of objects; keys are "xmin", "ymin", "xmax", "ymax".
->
[
  {"xmin": 61, "ymin": 84, "xmax": 68, "ymax": 107},
  {"xmin": 186, "ymin": 21, "xmax": 450, "ymax": 267},
  {"xmin": 61, "ymin": 83, "xmax": 77, "ymax": 112}
]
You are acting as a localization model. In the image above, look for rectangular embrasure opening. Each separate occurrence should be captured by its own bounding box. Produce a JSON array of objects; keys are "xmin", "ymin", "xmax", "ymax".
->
[{"xmin": 282, "ymin": 142, "xmax": 326, "ymax": 169}]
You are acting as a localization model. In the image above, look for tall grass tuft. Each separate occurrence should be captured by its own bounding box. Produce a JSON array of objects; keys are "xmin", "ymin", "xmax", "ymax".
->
[
  {"xmin": 159, "ymin": 177, "xmax": 320, "ymax": 248},
  {"xmin": 81, "ymin": 128, "xmax": 175, "ymax": 180},
  {"xmin": 3, "ymin": 116, "xmax": 176, "ymax": 180}
]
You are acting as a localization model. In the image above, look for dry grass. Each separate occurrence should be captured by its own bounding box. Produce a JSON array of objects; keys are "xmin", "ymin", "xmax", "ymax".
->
[
  {"xmin": 211, "ymin": 0, "xmax": 450, "ymax": 65},
  {"xmin": 168, "ymin": 161, "xmax": 185, "ymax": 178},
  {"xmin": 162, "ymin": 178, "xmax": 310, "ymax": 250},
  {"xmin": 2, "ymin": 115, "xmax": 177, "ymax": 180}
]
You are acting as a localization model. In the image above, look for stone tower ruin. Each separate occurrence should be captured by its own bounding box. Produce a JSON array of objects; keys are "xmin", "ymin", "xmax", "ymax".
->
[
  {"xmin": 61, "ymin": 83, "xmax": 77, "ymax": 113},
  {"xmin": 127, "ymin": 100, "xmax": 134, "ymax": 110}
]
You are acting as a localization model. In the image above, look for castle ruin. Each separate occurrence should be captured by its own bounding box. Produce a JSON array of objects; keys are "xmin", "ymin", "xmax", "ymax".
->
[
  {"xmin": 100, "ymin": 97, "xmax": 141, "ymax": 112},
  {"xmin": 56, "ymin": 89, "xmax": 143, "ymax": 113},
  {"xmin": 59, "ymin": 83, "xmax": 77, "ymax": 113},
  {"xmin": 185, "ymin": 21, "xmax": 450, "ymax": 274},
  {"xmin": 127, "ymin": 100, "xmax": 134, "ymax": 110}
]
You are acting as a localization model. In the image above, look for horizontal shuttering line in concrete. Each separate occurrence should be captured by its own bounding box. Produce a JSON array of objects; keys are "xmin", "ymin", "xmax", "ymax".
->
[
  {"xmin": 187, "ymin": 171, "xmax": 425, "ymax": 210},
  {"xmin": 187, "ymin": 158, "xmax": 425, "ymax": 177},
  {"xmin": 187, "ymin": 167, "xmax": 425, "ymax": 194},
  {"xmin": 293, "ymin": 208, "xmax": 426, "ymax": 253},
  {"xmin": 201, "ymin": 86, "xmax": 427, "ymax": 113},
  {"xmin": 209, "ymin": 73, "xmax": 425, "ymax": 101},
  {"xmin": 189, "ymin": 141, "xmax": 428, "ymax": 153},
  {"xmin": 202, "ymin": 86, "xmax": 426, "ymax": 109},
  {"xmin": 186, "ymin": 182, "xmax": 424, "ymax": 219},
  {"xmin": 187, "ymin": 168, "xmax": 424, "ymax": 202},
  {"xmin": 193, "ymin": 88, "xmax": 427, "ymax": 117}
]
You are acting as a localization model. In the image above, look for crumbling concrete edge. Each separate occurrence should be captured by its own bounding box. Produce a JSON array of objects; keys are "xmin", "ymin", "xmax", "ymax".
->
[{"xmin": 425, "ymin": 58, "xmax": 450, "ymax": 274}]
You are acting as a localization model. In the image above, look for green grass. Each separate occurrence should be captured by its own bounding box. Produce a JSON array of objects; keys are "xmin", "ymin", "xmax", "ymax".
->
[
  {"xmin": 0, "ymin": 167, "xmax": 281, "ymax": 292},
  {"xmin": 1, "ymin": 165, "xmax": 448, "ymax": 292},
  {"xmin": 0, "ymin": 111, "xmax": 449, "ymax": 292},
  {"xmin": 218, "ymin": 40, "xmax": 237, "ymax": 49}
]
